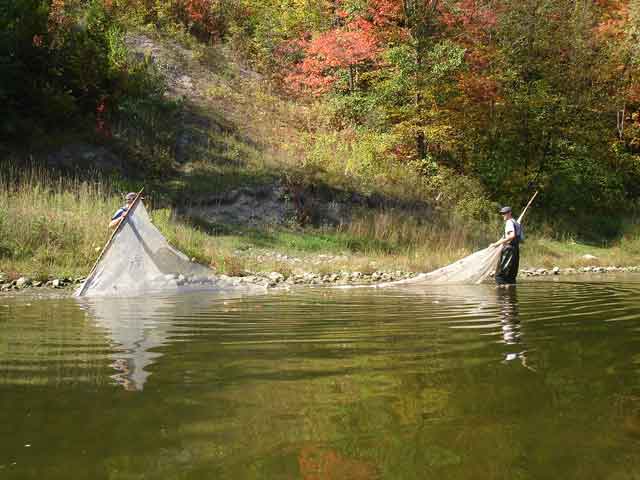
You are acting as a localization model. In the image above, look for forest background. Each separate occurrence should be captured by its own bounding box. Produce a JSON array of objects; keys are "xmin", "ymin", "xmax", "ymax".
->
[{"xmin": 2, "ymin": 0, "xmax": 640, "ymax": 279}]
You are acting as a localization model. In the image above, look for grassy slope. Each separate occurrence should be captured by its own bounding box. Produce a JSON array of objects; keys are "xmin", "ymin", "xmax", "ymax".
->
[{"xmin": 2, "ymin": 32, "xmax": 640, "ymax": 280}]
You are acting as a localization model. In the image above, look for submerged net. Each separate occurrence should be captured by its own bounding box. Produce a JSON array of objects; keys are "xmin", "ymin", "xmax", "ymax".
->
[{"xmin": 76, "ymin": 200, "xmax": 237, "ymax": 297}]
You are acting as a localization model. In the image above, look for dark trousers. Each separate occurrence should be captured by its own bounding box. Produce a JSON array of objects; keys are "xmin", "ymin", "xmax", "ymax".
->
[{"xmin": 495, "ymin": 243, "xmax": 519, "ymax": 285}]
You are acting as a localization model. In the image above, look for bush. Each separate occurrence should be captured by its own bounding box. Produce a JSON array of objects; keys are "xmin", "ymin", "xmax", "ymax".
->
[{"xmin": 0, "ymin": 0, "xmax": 177, "ymax": 177}]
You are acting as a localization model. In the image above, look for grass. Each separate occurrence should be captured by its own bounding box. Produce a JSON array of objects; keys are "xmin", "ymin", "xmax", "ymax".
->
[
  {"xmin": 2, "ymin": 167, "xmax": 640, "ymax": 281},
  {"xmin": 0, "ymin": 166, "xmax": 121, "ymax": 279}
]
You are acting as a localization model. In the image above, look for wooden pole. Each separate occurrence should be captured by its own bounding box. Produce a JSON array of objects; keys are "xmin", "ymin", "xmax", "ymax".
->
[
  {"xmin": 517, "ymin": 190, "xmax": 539, "ymax": 224},
  {"xmin": 75, "ymin": 188, "xmax": 144, "ymax": 297}
]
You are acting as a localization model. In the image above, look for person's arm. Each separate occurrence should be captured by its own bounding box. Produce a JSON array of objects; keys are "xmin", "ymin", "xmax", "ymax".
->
[
  {"xmin": 490, "ymin": 231, "xmax": 515, "ymax": 248},
  {"xmin": 490, "ymin": 220, "xmax": 516, "ymax": 248},
  {"xmin": 108, "ymin": 208, "xmax": 127, "ymax": 229}
]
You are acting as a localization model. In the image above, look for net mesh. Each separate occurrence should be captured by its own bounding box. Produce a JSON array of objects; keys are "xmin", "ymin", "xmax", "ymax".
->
[
  {"xmin": 76, "ymin": 201, "xmax": 228, "ymax": 297},
  {"xmin": 379, "ymin": 193, "xmax": 538, "ymax": 288},
  {"xmin": 380, "ymin": 247, "xmax": 502, "ymax": 287},
  {"xmin": 380, "ymin": 246, "xmax": 503, "ymax": 287}
]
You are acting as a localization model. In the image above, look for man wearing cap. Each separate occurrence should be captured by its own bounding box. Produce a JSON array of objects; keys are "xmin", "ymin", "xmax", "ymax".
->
[
  {"xmin": 108, "ymin": 192, "xmax": 137, "ymax": 229},
  {"xmin": 490, "ymin": 206, "xmax": 522, "ymax": 285}
]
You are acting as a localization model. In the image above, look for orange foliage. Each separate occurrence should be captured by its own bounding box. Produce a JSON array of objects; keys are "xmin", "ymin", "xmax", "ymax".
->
[
  {"xmin": 286, "ymin": 17, "xmax": 379, "ymax": 95},
  {"xmin": 459, "ymin": 74, "xmax": 499, "ymax": 104},
  {"xmin": 298, "ymin": 445, "xmax": 377, "ymax": 480},
  {"xmin": 594, "ymin": 0, "xmax": 630, "ymax": 38},
  {"xmin": 441, "ymin": 0, "xmax": 498, "ymax": 43}
]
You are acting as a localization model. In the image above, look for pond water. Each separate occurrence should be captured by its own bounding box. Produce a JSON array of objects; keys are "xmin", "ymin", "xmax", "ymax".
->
[{"xmin": 1, "ymin": 277, "xmax": 640, "ymax": 479}]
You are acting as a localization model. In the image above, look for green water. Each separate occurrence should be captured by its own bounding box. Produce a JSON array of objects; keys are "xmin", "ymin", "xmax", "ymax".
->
[{"xmin": 1, "ymin": 279, "xmax": 640, "ymax": 479}]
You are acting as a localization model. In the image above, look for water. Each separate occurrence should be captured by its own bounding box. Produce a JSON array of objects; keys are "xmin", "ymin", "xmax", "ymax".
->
[{"xmin": 1, "ymin": 278, "xmax": 640, "ymax": 479}]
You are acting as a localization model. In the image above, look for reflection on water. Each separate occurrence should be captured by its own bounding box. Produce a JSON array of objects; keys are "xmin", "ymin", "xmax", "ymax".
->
[
  {"xmin": 82, "ymin": 291, "xmax": 259, "ymax": 390},
  {"xmin": 1, "ymin": 279, "xmax": 640, "ymax": 479},
  {"xmin": 496, "ymin": 287, "xmax": 523, "ymax": 361},
  {"xmin": 84, "ymin": 297, "xmax": 171, "ymax": 390}
]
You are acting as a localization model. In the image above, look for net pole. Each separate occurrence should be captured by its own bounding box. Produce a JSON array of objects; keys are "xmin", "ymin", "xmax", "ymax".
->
[
  {"xmin": 517, "ymin": 190, "xmax": 539, "ymax": 224},
  {"xmin": 76, "ymin": 188, "xmax": 144, "ymax": 297},
  {"xmin": 474, "ymin": 191, "xmax": 538, "ymax": 285}
]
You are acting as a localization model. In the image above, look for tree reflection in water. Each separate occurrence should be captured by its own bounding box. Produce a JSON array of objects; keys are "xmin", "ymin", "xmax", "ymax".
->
[{"xmin": 298, "ymin": 444, "xmax": 377, "ymax": 480}]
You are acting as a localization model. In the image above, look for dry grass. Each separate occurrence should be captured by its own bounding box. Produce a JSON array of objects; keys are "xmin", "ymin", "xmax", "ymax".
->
[
  {"xmin": 3, "ymin": 164, "xmax": 640, "ymax": 282},
  {"xmin": 0, "ymin": 165, "xmax": 121, "ymax": 278}
]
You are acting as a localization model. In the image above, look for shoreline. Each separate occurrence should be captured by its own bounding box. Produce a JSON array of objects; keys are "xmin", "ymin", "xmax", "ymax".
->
[{"xmin": 2, "ymin": 265, "xmax": 640, "ymax": 294}]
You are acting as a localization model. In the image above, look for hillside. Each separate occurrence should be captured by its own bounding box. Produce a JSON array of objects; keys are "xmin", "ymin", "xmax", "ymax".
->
[{"xmin": 2, "ymin": 1, "xmax": 640, "ymax": 283}]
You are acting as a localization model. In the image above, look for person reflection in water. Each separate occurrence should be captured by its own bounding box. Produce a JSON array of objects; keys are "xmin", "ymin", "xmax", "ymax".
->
[{"xmin": 497, "ymin": 287, "xmax": 535, "ymax": 371}]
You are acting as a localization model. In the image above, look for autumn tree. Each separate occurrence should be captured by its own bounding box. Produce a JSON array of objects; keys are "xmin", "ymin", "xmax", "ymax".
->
[{"xmin": 286, "ymin": 15, "xmax": 379, "ymax": 95}]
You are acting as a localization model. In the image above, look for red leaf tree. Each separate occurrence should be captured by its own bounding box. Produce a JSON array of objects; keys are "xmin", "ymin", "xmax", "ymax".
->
[{"xmin": 286, "ymin": 17, "xmax": 379, "ymax": 96}]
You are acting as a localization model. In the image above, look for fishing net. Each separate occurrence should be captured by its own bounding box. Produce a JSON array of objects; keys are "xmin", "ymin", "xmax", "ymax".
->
[
  {"xmin": 76, "ymin": 200, "xmax": 241, "ymax": 297},
  {"xmin": 380, "ymin": 246, "xmax": 503, "ymax": 287},
  {"xmin": 380, "ymin": 193, "xmax": 538, "ymax": 287}
]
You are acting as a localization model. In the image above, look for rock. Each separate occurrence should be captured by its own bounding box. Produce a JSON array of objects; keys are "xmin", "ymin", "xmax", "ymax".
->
[
  {"xmin": 16, "ymin": 277, "xmax": 31, "ymax": 288},
  {"xmin": 552, "ymin": 267, "xmax": 560, "ymax": 275},
  {"xmin": 268, "ymin": 272, "xmax": 284, "ymax": 283},
  {"xmin": 33, "ymin": 281, "xmax": 43, "ymax": 287},
  {"xmin": 51, "ymin": 279, "xmax": 62, "ymax": 288},
  {"xmin": 582, "ymin": 254, "xmax": 598, "ymax": 260}
]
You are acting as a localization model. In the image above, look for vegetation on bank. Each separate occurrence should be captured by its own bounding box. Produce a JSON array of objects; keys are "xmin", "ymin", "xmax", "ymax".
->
[
  {"xmin": 2, "ymin": 0, "xmax": 640, "ymax": 281},
  {"xmin": 2, "ymin": 167, "xmax": 640, "ymax": 282}
]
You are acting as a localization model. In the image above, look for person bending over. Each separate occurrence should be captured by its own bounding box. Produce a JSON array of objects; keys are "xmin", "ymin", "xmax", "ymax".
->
[
  {"xmin": 490, "ymin": 206, "xmax": 521, "ymax": 285},
  {"xmin": 109, "ymin": 192, "xmax": 137, "ymax": 229}
]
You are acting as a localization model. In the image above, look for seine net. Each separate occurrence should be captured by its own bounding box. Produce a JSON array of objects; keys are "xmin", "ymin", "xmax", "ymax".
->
[
  {"xmin": 76, "ymin": 200, "xmax": 227, "ymax": 297},
  {"xmin": 381, "ymin": 246, "xmax": 503, "ymax": 287},
  {"xmin": 380, "ymin": 193, "xmax": 538, "ymax": 287}
]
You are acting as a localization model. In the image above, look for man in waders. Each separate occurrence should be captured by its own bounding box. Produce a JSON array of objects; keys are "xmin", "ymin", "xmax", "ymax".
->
[
  {"xmin": 491, "ymin": 206, "xmax": 521, "ymax": 285},
  {"xmin": 108, "ymin": 192, "xmax": 137, "ymax": 229}
]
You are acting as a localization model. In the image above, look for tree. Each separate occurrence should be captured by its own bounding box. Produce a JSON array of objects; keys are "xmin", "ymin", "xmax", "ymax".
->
[{"xmin": 286, "ymin": 16, "xmax": 379, "ymax": 95}]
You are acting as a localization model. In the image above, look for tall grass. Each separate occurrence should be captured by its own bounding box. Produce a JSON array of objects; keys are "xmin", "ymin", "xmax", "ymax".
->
[
  {"xmin": 2, "ymin": 163, "xmax": 640, "ymax": 281},
  {"xmin": 0, "ymin": 165, "xmax": 121, "ymax": 278}
]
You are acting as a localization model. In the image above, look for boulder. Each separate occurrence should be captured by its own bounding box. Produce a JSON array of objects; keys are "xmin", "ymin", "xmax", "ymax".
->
[{"xmin": 16, "ymin": 277, "xmax": 31, "ymax": 288}]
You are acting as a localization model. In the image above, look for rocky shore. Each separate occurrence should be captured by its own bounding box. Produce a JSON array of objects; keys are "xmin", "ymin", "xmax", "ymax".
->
[
  {"xmin": 519, "ymin": 265, "xmax": 640, "ymax": 277},
  {"xmin": 0, "ymin": 274, "xmax": 82, "ymax": 292},
  {"xmin": 2, "ymin": 265, "xmax": 640, "ymax": 293},
  {"xmin": 0, "ymin": 270, "xmax": 417, "ymax": 292}
]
